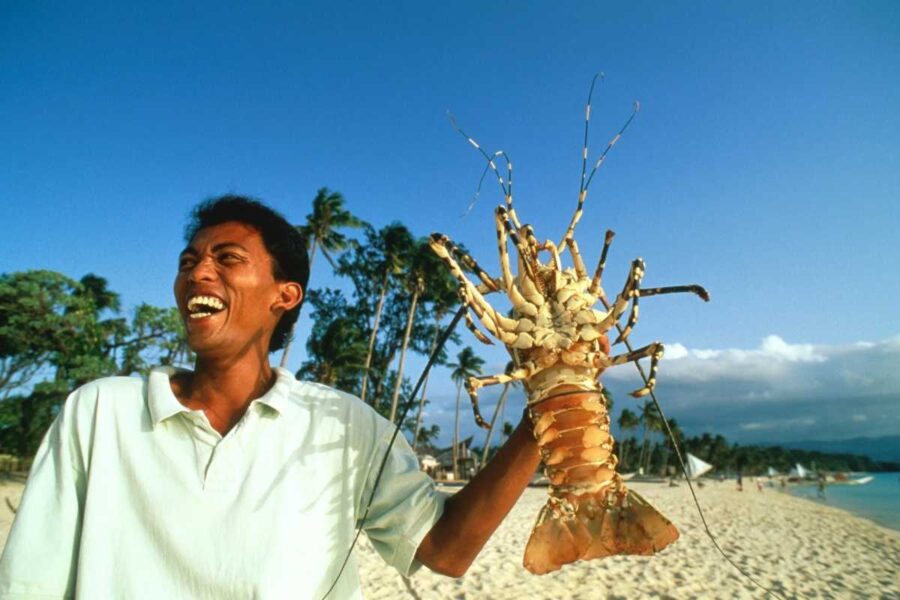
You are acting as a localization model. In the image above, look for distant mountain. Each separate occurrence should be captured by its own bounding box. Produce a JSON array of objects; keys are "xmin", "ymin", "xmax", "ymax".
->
[{"xmin": 768, "ymin": 436, "xmax": 900, "ymax": 463}]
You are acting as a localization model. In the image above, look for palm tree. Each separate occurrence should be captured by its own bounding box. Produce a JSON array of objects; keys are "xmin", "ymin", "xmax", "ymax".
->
[
  {"xmin": 296, "ymin": 316, "xmax": 367, "ymax": 389},
  {"xmin": 410, "ymin": 275, "xmax": 459, "ymax": 450},
  {"xmin": 450, "ymin": 347, "xmax": 485, "ymax": 479},
  {"xmin": 617, "ymin": 408, "xmax": 640, "ymax": 471},
  {"xmin": 601, "ymin": 387, "xmax": 613, "ymax": 413},
  {"xmin": 281, "ymin": 188, "xmax": 363, "ymax": 367},
  {"xmin": 358, "ymin": 224, "xmax": 414, "ymax": 405},
  {"xmin": 387, "ymin": 239, "xmax": 447, "ymax": 423},
  {"xmin": 639, "ymin": 400, "xmax": 662, "ymax": 474},
  {"xmin": 480, "ymin": 361, "xmax": 518, "ymax": 469},
  {"xmin": 662, "ymin": 417, "xmax": 684, "ymax": 476}
]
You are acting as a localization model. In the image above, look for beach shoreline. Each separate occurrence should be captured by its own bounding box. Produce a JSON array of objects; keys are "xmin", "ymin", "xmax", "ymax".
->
[{"xmin": 1, "ymin": 478, "xmax": 897, "ymax": 598}]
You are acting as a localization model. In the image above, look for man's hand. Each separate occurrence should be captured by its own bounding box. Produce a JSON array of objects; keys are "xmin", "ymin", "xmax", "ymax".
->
[{"xmin": 414, "ymin": 414, "xmax": 541, "ymax": 577}]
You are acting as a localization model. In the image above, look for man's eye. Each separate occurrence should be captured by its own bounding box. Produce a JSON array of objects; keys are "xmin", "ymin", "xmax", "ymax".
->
[
  {"xmin": 178, "ymin": 258, "xmax": 195, "ymax": 270},
  {"xmin": 219, "ymin": 253, "xmax": 242, "ymax": 263}
]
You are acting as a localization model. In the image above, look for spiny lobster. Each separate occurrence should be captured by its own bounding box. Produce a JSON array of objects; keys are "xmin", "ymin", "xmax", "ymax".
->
[{"xmin": 428, "ymin": 74, "xmax": 709, "ymax": 574}]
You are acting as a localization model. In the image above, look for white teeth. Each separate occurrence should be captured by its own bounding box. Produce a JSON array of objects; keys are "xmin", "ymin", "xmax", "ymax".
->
[
  {"xmin": 187, "ymin": 295, "xmax": 225, "ymax": 313},
  {"xmin": 189, "ymin": 311, "xmax": 213, "ymax": 319}
]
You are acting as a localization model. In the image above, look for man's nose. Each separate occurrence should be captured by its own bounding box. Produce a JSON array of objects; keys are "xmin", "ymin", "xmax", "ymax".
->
[{"xmin": 188, "ymin": 257, "xmax": 218, "ymax": 282}]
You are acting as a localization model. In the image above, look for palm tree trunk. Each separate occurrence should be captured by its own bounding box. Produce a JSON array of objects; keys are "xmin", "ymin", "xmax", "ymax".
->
[
  {"xmin": 411, "ymin": 320, "xmax": 441, "ymax": 451},
  {"xmin": 359, "ymin": 270, "xmax": 390, "ymax": 405},
  {"xmin": 639, "ymin": 426, "xmax": 649, "ymax": 474},
  {"xmin": 279, "ymin": 238, "xmax": 318, "ymax": 368},
  {"xmin": 388, "ymin": 289, "xmax": 419, "ymax": 423},
  {"xmin": 480, "ymin": 382, "xmax": 511, "ymax": 469},
  {"xmin": 452, "ymin": 382, "xmax": 463, "ymax": 480},
  {"xmin": 620, "ymin": 437, "xmax": 629, "ymax": 471}
]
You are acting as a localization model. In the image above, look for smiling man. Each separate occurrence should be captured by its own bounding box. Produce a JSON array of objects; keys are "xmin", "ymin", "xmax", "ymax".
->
[{"xmin": 0, "ymin": 195, "xmax": 543, "ymax": 599}]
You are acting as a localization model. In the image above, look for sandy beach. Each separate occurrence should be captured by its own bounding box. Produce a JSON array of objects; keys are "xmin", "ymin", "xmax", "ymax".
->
[
  {"xmin": 1, "ymin": 478, "xmax": 897, "ymax": 599},
  {"xmin": 356, "ymin": 481, "xmax": 900, "ymax": 600}
]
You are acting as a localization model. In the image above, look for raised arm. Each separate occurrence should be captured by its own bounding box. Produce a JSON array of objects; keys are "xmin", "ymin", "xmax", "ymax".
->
[{"xmin": 414, "ymin": 415, "xmax": 541, "ymax": 577}]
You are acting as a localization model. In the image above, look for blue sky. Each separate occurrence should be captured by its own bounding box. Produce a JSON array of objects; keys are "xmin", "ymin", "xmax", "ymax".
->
[{"xmin": 2, "ymin": 2, "xmax": 898, "ymax": 447}]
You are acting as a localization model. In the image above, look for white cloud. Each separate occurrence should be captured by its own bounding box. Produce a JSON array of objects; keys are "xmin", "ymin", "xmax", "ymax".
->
[
  {"xmin": 663, "ymin": 343, "xmax": 689, "ymax": 360},
  {"xmin": 739, "ymin": 417, "xmax": 816, "ymax": 431},
  {"xmin": 599, "ymin": 334, "xmax": 900, "ymax": 443},
  {"xmin": 759, "ymin": 335, "xmax": 826, "ymax": 363}
]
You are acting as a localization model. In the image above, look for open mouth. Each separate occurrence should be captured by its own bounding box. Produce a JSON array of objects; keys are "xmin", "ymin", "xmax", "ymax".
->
[{"xmin": 186, "ymin": 295, "xmax": 227, "ymax": 320}]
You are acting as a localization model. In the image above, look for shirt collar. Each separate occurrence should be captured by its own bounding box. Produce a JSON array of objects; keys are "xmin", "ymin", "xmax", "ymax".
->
[
  {"xmin": 147, "ymin": 366, "xmax": 295, "ymax": 427},
  {"xmin": 148, "ymin": 366, "xmax": 190, "ymax": 427}
]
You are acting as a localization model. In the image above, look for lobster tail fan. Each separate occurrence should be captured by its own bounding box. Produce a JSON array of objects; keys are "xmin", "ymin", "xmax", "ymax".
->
[{"xmin": 523, "ymin": 488, "xmax": 679, "ymax": 575}]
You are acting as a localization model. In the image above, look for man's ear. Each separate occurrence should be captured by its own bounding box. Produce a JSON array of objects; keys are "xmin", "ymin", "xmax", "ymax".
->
[{"xmin": 272, "ymin": 282, "xmax": 303, "ymax": 314}]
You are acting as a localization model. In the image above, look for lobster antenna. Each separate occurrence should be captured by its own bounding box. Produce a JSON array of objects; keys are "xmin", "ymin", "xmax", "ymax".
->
[
  {"xmin": 559, "ymin": 77, "xmax": 639, "ymax": 249},
  {"xmin": 462, "ymin": 150, "xmax": 511, "ymax": 218},
  {"xmin": 558, "ymin": 72, "xmax": 603, "ymax": 252},
  {"xmin": 579, "ymin": 72, "xmax": 604, "ymax": 196},
  {"xmin": 447, "ymin": 111, "xmax": 512, "ymax": 198},
  {"xmin": 599, "ymin": 294, "xmax": 789, "ymax": 600},
  {"xmin": 582, "ymin": 100, "xmax": 640, "ymax": 194},
  {"xmin": 447, "ymin": 111, "xmax": 521, "ymax": 228},
  {"xmin": 320, "ymin": 306, "xmax": 467, "ymax": 600}
]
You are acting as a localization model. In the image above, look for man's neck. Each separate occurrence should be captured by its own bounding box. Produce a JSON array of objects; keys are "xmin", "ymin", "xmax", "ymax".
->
[{"xmin": 172, "ymin": 354, "xmax": 277, "ymax": 435}]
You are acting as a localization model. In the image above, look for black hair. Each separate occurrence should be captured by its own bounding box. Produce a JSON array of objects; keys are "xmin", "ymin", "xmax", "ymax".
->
[{"xmin": 184, "ymin": 194, "xmax": 309, "ymax": 353}]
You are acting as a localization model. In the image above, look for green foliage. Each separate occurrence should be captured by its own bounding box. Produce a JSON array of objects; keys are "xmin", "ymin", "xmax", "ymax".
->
[
  {"xmin": 0, "ymin": 270, "xmax": 188, "ymax": 457},
  {"xmin": 297, "ymin": 289, "xmax": 368, "ymax": 393},
  {"xmin": 450, "ymin": 347, "xmax": 485, "ymax": 386},
  {"xmin": 1, "ymin": 270, "xmax": 88, "ymax": 397},
  {"xmin": 296, "ymin": 187, "xmax": 365, "ymax": 268},
  {"xmin": 616, "ymin": 430, "xmax": 896, "ymax": 476}
]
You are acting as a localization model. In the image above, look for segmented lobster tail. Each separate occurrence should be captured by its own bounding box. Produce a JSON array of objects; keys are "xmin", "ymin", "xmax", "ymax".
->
[
  {"xmin": 523, "ymin": 485, "xmax": 679, "ymax": 575},
  {"xmin": 523, "ymin": 385, "xmax": 678, "ymax": 574}
]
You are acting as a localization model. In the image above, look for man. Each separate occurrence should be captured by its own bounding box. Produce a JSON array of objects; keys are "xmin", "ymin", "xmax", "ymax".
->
[{"xmin": 0, "ymin": 196, "xmax": 542, "ymax": 599}]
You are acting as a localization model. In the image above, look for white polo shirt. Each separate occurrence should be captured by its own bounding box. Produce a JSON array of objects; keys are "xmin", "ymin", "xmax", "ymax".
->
[{"xmin": 0, "ymin": 367, "xmax": 445, "ymax": 599}]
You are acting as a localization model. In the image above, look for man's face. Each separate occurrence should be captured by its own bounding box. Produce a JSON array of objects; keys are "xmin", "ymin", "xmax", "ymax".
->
[{"xmin": 174, "ymin": 221, "xmax": 300, "ymax": 359}]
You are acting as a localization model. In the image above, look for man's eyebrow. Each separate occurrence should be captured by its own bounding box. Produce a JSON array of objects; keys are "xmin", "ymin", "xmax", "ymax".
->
[
  {"xmin": 211, "ymin": 242, "xmax": 249, "ymax": 253},
  {"xmin": 179, "ymin": 246, "xmax": 198, "ymax": 258}
]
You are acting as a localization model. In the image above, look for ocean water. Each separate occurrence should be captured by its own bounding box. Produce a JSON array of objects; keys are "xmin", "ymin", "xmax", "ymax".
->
[{"xmin": 788, "ymin": 471, "xmax": 900, "ymax": 531}]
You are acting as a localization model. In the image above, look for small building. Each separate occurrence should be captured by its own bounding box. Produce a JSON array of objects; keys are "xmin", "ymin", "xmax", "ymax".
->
[{"xmin": 432, "ymin": 436, "xmax": 476, "ymax": 481}]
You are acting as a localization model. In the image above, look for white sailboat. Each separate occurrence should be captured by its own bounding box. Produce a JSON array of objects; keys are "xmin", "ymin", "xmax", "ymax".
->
[
  {"xmin": 685, "ymin": 453, "xmax": 714, "ymax": 479},
  {"xmin": 788, "ymin": 463, "xmax": 810, "ymax": 480},
  {"xmin": 846, "ymin": 475, "xmax": 874, "ymax": 485}
]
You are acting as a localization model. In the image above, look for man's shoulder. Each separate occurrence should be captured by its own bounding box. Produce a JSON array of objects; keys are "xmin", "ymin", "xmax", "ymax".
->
[
  {"xmin": 284, "ymin": 377, "xmax": 370, "ymax": 412},
  {"xmin": 51, "ymin": 375, "xmax": 147, "ymax": 439},
  {"xmin": 282, "ymin": 376, "xmax": 387, "ymax": 431},
  {"xmin": 69, "ymin": 374, "xmax": 146, "ymax": 404}
]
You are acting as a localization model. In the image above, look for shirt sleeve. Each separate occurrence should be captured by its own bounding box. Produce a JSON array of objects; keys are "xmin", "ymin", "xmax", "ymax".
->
[
  {"xmin": 0, "ymin": 390, "xmax": 89, "ymax": 599},
  {"xmin": 357, "ymin": 428, "xmax": 447, "ymax": 577}
]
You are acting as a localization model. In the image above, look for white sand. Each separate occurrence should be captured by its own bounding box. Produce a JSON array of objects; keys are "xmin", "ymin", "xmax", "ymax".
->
[
  {"xmin": 1, "ymin": 479, "xmax": 897, "ymax": 598},
  {"xmin": 357, "ymin": 481, "xmax": 900, "ymax": 599},
  {"xmin": 0, "ymin": 479, "xmax": 25, "ymax": 552}
]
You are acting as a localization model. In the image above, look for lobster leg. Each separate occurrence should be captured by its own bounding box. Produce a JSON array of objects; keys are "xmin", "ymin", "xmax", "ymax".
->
[
  {"xmin": 589, "ymin": 230, "xmax": 616, "ymax": 296},
  {"xmin": 429, "ymin": 234, "xmax": 520, "ymax": 345},
  {"xmin": 565, "ymin": 238, "xmax": 588, "ymax": 279},
  {"xmin": 616, "ymin": 282, "xmax": 711, "ymax": 346},
  {"xmin": 465, "ymin": 362, "xmax": 538, "ymax": 429},
  {"xmin": 638, "ymin": 284, "xmax": 710, "ymax": 302},
  {"xmin": 596, "ymin": 258, "xmax": 645, "ymax": 333},
  {"xmin": 496, "ymin": 207, "xmax": 544, "ymax": 315},
  {"xmin": 603, "ymin": 342, "xmax": 665, "ymax": 398},
  {"xmin": 536, "ymin": 238, "xmax": 563, "ymax": 271},
  {"xmin": 615, "ymin": 273, "xmax": 641, "ymax": 345}
]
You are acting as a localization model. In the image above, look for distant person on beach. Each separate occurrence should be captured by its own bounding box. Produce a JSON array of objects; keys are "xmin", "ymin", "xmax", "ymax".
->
[
  {"xmin": 817, "ymin": 474, "xmax": 827, "ymax": 499},
  {"xmin": 736, "ymin": 472, "xmax": 743, "ymax": 492},
  {"xmin": 0, "ymin": 196, "xmax": 546, "ymax": 598}
]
